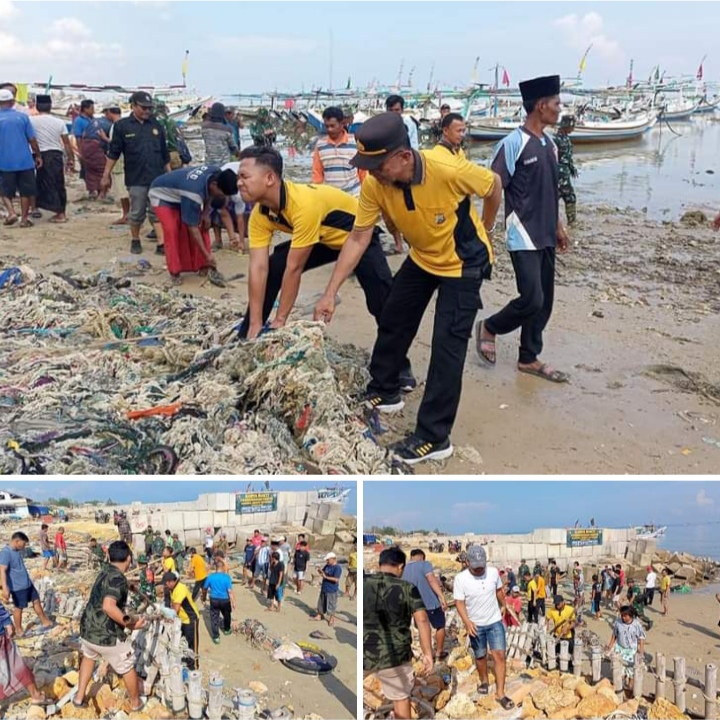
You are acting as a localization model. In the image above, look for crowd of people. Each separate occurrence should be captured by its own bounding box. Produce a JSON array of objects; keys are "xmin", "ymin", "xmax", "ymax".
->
[
  {"xmin": 365, "ymin": 544, "xmax": 680, "ymax": 719},
  {"xmin": 0, "ymin": 73, "xmax": 585, "ymax": 465}
]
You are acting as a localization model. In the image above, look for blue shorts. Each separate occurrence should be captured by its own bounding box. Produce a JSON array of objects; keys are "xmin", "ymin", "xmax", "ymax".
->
[
  {"xmin": 426, "ymin": 607, "xmax": 446, "ymax": 630},
  {"xmin": 42, "ymin": 550, "xmax": 55, "ymax": 559},
  {"xmin": 468, "ymin": 621, "xmax": 506, "ymax": 659},
  {"xmin": 11, "ymin": 584, "xmax": 40, "ymax": 610}
]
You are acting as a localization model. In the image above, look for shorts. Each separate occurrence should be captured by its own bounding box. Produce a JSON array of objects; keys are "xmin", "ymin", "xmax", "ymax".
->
[
  {"xmin": 317, "ymin": 591, "xmax": 338, "ymax": 617},
  {"xmin": 468, "ymin": 620, "xmax": 506, "ymax": 659},
  {"xmin": 10, "ymin": 585, "xmax": 39, "ymax": 609},
  {"xmin": 254, "ymin": 563, "xmax": 268, "ymax": 579},
  {"xmin": 128, "ymin": 185, "xmax": 158, "ymax": 225},
  {"xmin": 80, "ymin": 638, "xmax": 135, "ymax": 675},
  {"xmin": 294, "ymin": 570, "xmax": 305, "ymax": 580},
  {"xmin": 0, "ymin": 169, "xmax": 36, "ymax": 198},
  {"xmin": 375, "ymin": 663, "xmax": 415, "ymax": 701},
  {"xmin": 426, "ymin": 607, "xmax": 446, "ymax": 630},
  {"xmin": 267, "ymin": 584, "xmax": 281, "ymax": 602},
  {"xmin": 347, "ymin": 570, "xmax": 357, "ymax": 584},
  {"xmin": 57, "ymin": 550, "xmax": 67, "ymax": 561},
  {"xmin": 42, "ymin": 550, "xmax": 55, "ymax": 559}
]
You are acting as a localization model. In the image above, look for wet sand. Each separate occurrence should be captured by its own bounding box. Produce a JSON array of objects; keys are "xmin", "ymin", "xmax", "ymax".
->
[{"xmin": 2, "ymin": 177, "xmax": 719, "ymax": 474}]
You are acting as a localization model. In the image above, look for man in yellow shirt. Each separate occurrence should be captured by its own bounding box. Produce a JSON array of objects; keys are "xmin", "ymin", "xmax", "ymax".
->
[
  {"xmin": 164, "ymin": 572, "xmax": 200, "ymax": 669},
  {"xmin": 314, "ymin": 112, "xmax": 501, "ymax": 464},
  {"xmin": 345, "ymin": 541, "xmax": 358, "ymax": 601},
  {"xmin": 236, "ymin": 145, "xmax": 415, "ymax": 389},
  {"xmin": 527, "ymin": 570, "xmax": 547, "ymax": 622},
  {"xmin": 660, "ymin": 569, "xmax": 671, "ymax": 616},
  {"xmin": 430, "ymin": 113, "xmax": 467, "ymax": 159},
  {"xmin": 546, "ymin": 595, "xmax": 576, "ymax": 655},
  {"xmin": 161, "ymin": 546, "xmax": 176, "ymax": 574},
  {"xmin": 186, "ymin": 548, "xmax": 208, "ymax": 603}
]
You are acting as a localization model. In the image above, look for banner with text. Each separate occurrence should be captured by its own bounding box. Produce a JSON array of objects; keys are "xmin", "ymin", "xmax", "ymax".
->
[
  {"xmin": 235, "ymin": 492, "xmax": 278, "ymax": 515},
  {"xmin": 566, "ymin": 528, "xmax": 603, "ymax": 548}
]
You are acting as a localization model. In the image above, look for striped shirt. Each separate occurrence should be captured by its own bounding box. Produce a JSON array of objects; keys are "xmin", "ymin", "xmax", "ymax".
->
[{"xmin": 312, "ymin": 130, "xmax": 366, "ymax": 197}]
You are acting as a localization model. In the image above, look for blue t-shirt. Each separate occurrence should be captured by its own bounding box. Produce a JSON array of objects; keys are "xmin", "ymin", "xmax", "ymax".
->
[
  {"xmin": 72, "ymin": 115, "xmax": 90, "ymax": 139},
  {"xmin": 0, "ymin": 546, "xmax": 31, "ymax": 591},
  {"xmin": 83, "ymin": 117, "xmax": 111, "ymax": 147},
  {"xmin": 244, "ymin": 544, "xmax": 255, "ymax": 564},
  {"xmin": 0, "ymin": 109, "xmax": 36, "ymax": 172},
  {"xmin": 204, "ymin": 572, "xmax": 233, "ymax": 600},
  {"xmin": 148, "ymin": 164, "xmax": 222, "ymax": 226},
  {"xmin": 321, "ymin": 563, "xmax": 342, "ymax": 594},
  {"xmin": 402, "ymin": 560, "xmax": 440, "ymax": 611},
  {"xmin": 491, "ymin": 127, "xmax": 559, "ymax": 251}
]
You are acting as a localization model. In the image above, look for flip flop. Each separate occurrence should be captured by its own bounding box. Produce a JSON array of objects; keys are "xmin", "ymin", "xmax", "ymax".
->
[
  {"xmin": 310, "ymin": 630, "xmax": 332, "ymax": 640},
  {"xmin": 518, "ymin": 363, "xmax": 569, "ymax": 384},
  {"xmin": 31, "ymin": 211, "xmax": 43, "ymax": 219},
  {"xmin": 435, "ymin": 651, "xmax": 449, "ymax": 660},
  {"xmin": 129, "ymin": 700, "xmax": 146, "ymax": 713},
  {"xmin": 498, "ymin": 697, "xmax": 515, "ymax": 710},
  {"xmin": 477, "ymin": 682, "xmax": 489, "ymax": 695},
  {"xmin": 475, "ymin": 321, "xmax": 496, "ymax": 365},
  {"xmin": 19, "ymin": 220, "xmax": 34, "ymax": 228},
  {"xmin": 49, "ymin": 217, "xmax": 68, "ymax": 224},
  {"xmin": 3, "ymin": 216, "xmax": 18, "ymax": 226},
  {"xmin": 72, "ymin": 699, "xmax": 89, "ymax": 709}
]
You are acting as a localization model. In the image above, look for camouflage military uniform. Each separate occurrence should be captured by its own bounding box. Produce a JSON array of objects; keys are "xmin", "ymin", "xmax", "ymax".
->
[
  {"xmin": 363, "ymin": 573, "xmax": 424, "ymax": 672},
  {"xmin": 80, "ymin": 565, "xmax": 129, "ymax": 646},
  {"xmin": 89, "ymin": 545, "xmax": 106, "ymax": 568},
  {"xmin": 133, "ymin": 564, "xmax": 157, "ymax": 609},
  {"xmin": 250, "ymin": 110, "xmax": 276, "ymax": 148},
  {"xmin": 554, "ymin": 130, "xmax": 577, "ymax": 224},
  {"xmin": 152, "ymin": 535, "xmax": 165, "ymax": 558},
  {"xmin": 172, "ymin": 540, "xmax": 185, "ymax": 573}
]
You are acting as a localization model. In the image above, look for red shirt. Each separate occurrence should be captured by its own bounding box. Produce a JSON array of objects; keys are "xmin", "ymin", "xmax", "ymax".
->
[
  {"xmin": 55, "ymin": 533, "xmax": 66, "ymax": 550},
  {"xmin": 251, "ymin": 535, "xmax": 263, "ymax": 547},
  {"xmin": 504, "ymin": 596, "xmax": 522, "ymax": 627}
]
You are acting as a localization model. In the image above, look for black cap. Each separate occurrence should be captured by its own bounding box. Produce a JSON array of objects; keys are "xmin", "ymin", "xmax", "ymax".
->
[
  {"xmin": 350, "ymin": 112, "xmax": 411, "ymax": 170},
  {"xmin": 130, "ymin": 91, "xmax": 153, "ymax": 108},
  {"xmin": 36, "ymin": 94, "xmax": 51, "ymax": 105},
  {"xmin": 553, "ymin": 594, "xmax": 564, "ymax": 606},
  {"xmin": 162, "ymin": 572, "xmax": 178, "ymax": 585},
  {"xmin": 519, "ymin": 75, "xmax": 561, "ymax": 103}
]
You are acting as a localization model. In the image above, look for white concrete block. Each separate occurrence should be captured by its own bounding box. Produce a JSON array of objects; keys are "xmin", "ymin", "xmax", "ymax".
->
[
  {"xmin": 278, "ymin": 493, "xmax": 291, "ymax": 509},
  {"xmin": 521, "ymin": 544, "xmax": 538, "ymax": 562},
  {"xmin": 184, "ymin": 529, "xmax": 202, "ymax": 548},
  {"xmin": 167, "ymin": 513, "xmax": 185, "ymax": 532},
  {"xmin": 197, "ymin": 511, "xmax": 213, "ymax": 531},
  {"xmin": 213, "ymin": 512, "xmax": 229, "ymax": 528},
  {"xmin": 502, "ymin": 545, "xmax": 523, "ymax": 562},
  {"xmin": 317, "ymin": 504, "xmax": 331, "ymax": 520},
  {"xmin": 312, "ymin": 518, "xmax": 337, "ymax": 536},
  {"xmin": 294, "ymin": 507, "xmax": 307, "ymax": 523},
  {"xmin": 265, "ymin": 511, "xmax": 279, "ymax": 526},
  {"xmin": 326, "ymin": 503, "xmax": 342, "ymax": 521},
  {"xmin": 197, "ymin": 495, "xmax": 210, "ymax": 511},
  {"xmin": 182, "ymin": 511, "xmax": 199, "ymax": 531},
  {"xmin": 130, "ymin": 514, "xmax": 149, "ymax": 534},
  {"xmin": 276, "ymin": 508, "xmax": 291, "ymax": 524}
]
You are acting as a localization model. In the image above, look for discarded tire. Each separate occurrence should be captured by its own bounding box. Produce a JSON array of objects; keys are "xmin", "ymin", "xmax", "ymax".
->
[{"xmin": 280, "ymin": 642, "xmax": 337, "ymax": 676}]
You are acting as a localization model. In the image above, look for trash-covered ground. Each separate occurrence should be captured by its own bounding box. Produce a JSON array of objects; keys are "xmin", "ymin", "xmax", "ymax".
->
[{"xmin": 0, "ymin": 266, "xmax": 395, "ymax": 475}]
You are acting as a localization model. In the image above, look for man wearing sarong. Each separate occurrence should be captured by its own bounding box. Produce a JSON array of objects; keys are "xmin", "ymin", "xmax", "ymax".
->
[
  {"xmin": 30, "ymin": 95, "xmax": 73, "ymax": 223},
  {"xmin": 148, "ymin": 165, "xmax": 238, "ymax": 284},
  {"xmin": 81, "ymin": 110, "xmax": 112, "ymax": 200},
  {"xmin": 0, "ymin": 599, "xmax": 50, "ymax": 707}
]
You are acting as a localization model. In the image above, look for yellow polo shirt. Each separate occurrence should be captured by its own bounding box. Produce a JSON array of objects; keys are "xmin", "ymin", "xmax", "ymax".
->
[
  {"xmin": 163, "ymin": 557, "xmax": 177, "ymax": 574},
  {"xmin": 355, "ymin": 150, "xmax": 495, "ymax": 278},
  {"xmin": 527, "ymin": 576, "xmax": 546, "ymax": 601},
  {"xmin": 249, "ymin": 180, "xmax": 359, "ymax": 251},
  {"xmin": 170, "ymin": 582, "xmax": 199, "ymax": 625},
  {"xmin": 189, "ymin": 554, "xmax": 208, "ymax": 582},
  {"xmin": 428, "ymin": 141, "xmax": 468, "ymax": 161},
  {"xmin": 547, "ymin": 605, "xmax": 576, "ymax": 639}
]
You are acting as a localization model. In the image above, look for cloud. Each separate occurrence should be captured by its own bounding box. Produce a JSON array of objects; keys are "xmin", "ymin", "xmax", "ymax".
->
[
  {"xmin": 48, "ymin": 17, "xmax": 92, "ymax": 39},
  {"xmin": 452, "ymin": 502, "xmax": 494, "ymax": 512},
  {"xmin": 697, "ymin": 489, "xmax": 714, "ymax": 507},
  {"xmin": 554, "ymin": 12, "xmax": 624, "ymax": 64},
  {"xmin": 0, "ymin": 0, "xmax": 17, "ymax": 21},
  {"xmin": 217, "ymin": 35, "xmax": 317, "ymax": 54}
]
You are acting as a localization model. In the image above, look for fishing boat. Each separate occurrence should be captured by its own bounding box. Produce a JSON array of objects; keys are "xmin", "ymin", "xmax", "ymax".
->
[
  {"xmin": 305, "ymin": 108, "xmax": 368, "ymax": 135},
  {"xmin": 657, "ymin": 97, "xmax": 701, "ymax": 122},
  {"xmin": 634, "ymin": 524, "xmax": 668, "ymax": 538},
  {"xmin": 693, "ymin": 96, "xmax": 720, "ymax": 114}
]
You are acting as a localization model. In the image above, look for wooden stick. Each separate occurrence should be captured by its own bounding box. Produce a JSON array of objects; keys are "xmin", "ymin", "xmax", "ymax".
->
[
  {"xmin": 656, "ymin": 652, "xmax": 666, "ymax": 702},
  {"xmin": 674, "ymin": 656, "xmax": 687, "ymax": 713},
  {"xmin": 633, "ymin": 652, "xmax": 645, "ymax": 699},
  {"xmin": 547, "ymin": 638, "xmax": 557, "ymax": 671},
  {"xmin": 591, "ymin": 645, "xmax": 602, "ymax": 684},
  {"xmin": 559, "ymin": 640, "xmax": 570, "ymax": 673},
  {"xmin": 612, "ymin": 653, "xmax": 624, "ymax": 692},
  {"xmin": 705, "ymin": 663, "xmax": 717, "ymax": 720},
  {"xmin": 573, "ymin": 637, "xmax": 583, "ymax": 677}
]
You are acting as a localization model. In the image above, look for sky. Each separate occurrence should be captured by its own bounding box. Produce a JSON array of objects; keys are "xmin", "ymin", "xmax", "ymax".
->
[
  {"xmin": 0, "ymin": 1, "xmax": 716, "ymax": 95},
  {"xmin": 4, "ymin": 480, "xmax": 357, "ymax": 514},
  {"xmin": 364, "ymin": 481, "xmax": 720, "ymax": 533}
]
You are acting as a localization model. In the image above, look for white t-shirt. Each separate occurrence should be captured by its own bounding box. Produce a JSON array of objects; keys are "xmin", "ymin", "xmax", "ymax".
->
[
  {"xmin": 645, "ymin": 571, "xmax": 657, "ymax": 589},
  {"xmin": 453, "ymin": 566, "xmax": 503, "ymax": 626},
  {"xmin": 30, "ymin": 114, "xmax": 68, "ymax": 153},
  {"xmin": 204, "ymin": 535, "xmax": 214, "ymax": 549}
]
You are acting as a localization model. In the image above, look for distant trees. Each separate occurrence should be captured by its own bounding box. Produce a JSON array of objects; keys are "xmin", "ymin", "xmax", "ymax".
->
[{"xmin": 46, "ymin": 497, "xmax": 74, "ymax": 508}]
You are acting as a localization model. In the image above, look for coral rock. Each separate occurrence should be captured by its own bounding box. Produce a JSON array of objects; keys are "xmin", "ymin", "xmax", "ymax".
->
[
  {"xmin": 575, "ymin": 681, "xmax": 593, "ymax": 699},
  {"xmin": 249, "ymin": 681, "xmax": 268, "ymax": 695},
  {"xmin": 532, "ymin": 686, "xmax": 577, "ymax": 714},
  {"xmin": 520, "ymin": 696, "xmax": 544, "ymax": 719},
  {"xmin": 61, "ymin": 701, "xmax": 99, "ymax": 719},
  {"xmin": 451, "ymin": 654, "xmax": 474, "ymax": 673},
  {"xmin": 26, "ymin": 706, "xmax": 48, "ymax": 720},
  {"xmin": 575, "ymin": 693, "xmax": 618, "ymax": 719},
  {"xmin": 443, "ymin": 693, "xmax": 479, "ymax": 719},
  {"xmin": 435, "ymin": 690, "xmax": 451, "ymax": 711},
  {"xmin": 596, "ymin": 686, "xmax": 620, "ymax": 706},
  {"xmin": 648, "ymin": 697, "xmax": 686, "ymax": 720},
  {"xmin": 618, "ymin": 698, "xmax": 640, "ymax": 715}
]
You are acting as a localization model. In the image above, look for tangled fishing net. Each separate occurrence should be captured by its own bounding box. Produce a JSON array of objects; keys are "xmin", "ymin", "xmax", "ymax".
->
[{"xmin": 0, "ymin": 265, "xmax": 395, "ymax": 474}]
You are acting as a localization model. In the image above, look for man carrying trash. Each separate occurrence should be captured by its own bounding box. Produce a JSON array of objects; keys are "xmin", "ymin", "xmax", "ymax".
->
[
  {"xmin": 313, "ymin": 111, "xmax": 501, "ymax": 464},
  {"xmin": 148, "ymin": 164, "xmax": 239, "ymax": 285}
]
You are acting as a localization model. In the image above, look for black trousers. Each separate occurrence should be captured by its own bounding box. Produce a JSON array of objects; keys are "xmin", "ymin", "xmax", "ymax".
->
[
  {"xmin": 528, "ymin": 601, "xmax": 538, "ymax": 623},
  {"xmin": 536, "ymin": 598, "xmax": 546, "ymax": 617},
  {"xmin": 181, "ymin": 618, "xmax": 199, "ymax": 669},
  {"xmin": 368, "ymin": 257, "xmax": 485, "ymax": 444},
  {"xmin": 484, "ymin": 249, "xmax": 555, "ymax": 365},
  {"xmin": 644, "ymin": 588, "xmax": 655, "ymax": 606},
  {"xmin": 191, "ymin": 580, "xmax": 206, "ymax": 602},
  {"xmin": 209, "ymin": 598, "xmax": 232, "ymax": 638},
  {"xmin": 237, "ymin": 230, "xmax": 393, "ymax": 338}
]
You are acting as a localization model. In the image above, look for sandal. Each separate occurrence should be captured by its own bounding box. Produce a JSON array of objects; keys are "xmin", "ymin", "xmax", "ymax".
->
[
  {"xmin": 475, "ymin": 321, "xmax": 496, "ymax": 365},
  {"xmin": 477, "ymin": 682, "xmax": 489, "ymax": 695},
  {"xmin": 435, "ymin": 651, "xmax": 449, "ymax": 661},
  {"xmin": 129, "ymin": 700, "xmax": 146, "ymax": 713},
  {"xmin": 72, "ymin": 698, "xmax": 89, "ymax": 709},
  {"xmin": 19, "ymin": 219, "xmax": 33, "ymax": 228},
  {"xmin": 497, "ymin": 696, "xmax": 515, "ymax": 710},
  {"xmin": 518, "ymin": 362, "xmax": 569, "ymax": 384},
  {"xmin": 31, "ymin": 211, "xmax": 42, "ymax": 219},
  {"xmin": 30, "ymin": 693, "xmax": 51, "ymax": 706},
  {"xmin": 49, "ymin": 217, "xmax": 68, "ymax": 224},
  {"xmin": 3, "ymin": 216, "xmax": 18, "ymax": 226}
]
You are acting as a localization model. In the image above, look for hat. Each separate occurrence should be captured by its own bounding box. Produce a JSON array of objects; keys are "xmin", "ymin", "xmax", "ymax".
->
[
  {"xmin": 0, "ymin": 89, "xmax": 14, "ymax": 102},
  {"xmin": 519, "ymin": 75, "xmax": 561, "ymax": 103},
  {"xmin": 209, "ymin": 102, "xmax": 226, "ymax": 121},
  {"xmin": 104, "ymin": 105, "xmax": 122, "ymax": 114},
  {"xmin": 162, "ymin": 572, "xmax": 179, "ymax": 585},
  {"xmin": 36, "ymin": 94, "xmax": 51, "ymax": 105},
  {"xmin": 324, "ymin": 552, "xmax": 337, "ymax": 560},
  {"xmin": 467, "ymin": 545, "xmax": 487, "ymax": 569},
  {"xmin": 350, "ymin": 112, "xmax": 411, "ymax": 170},
  {"xmin": 138, "ymin": 554, "xmax": 148, "ymax": 564},
  {"xmin": 553, "ymin": 595, "xmax": 565, "ymax": 606},
  {"xmin": 512, "ymin": 585, "xmax": 520, "ymax": 593},
  {"xmin": 154, "ymin": 530, "xmax": 161, "ymax": 535},
  {"xmin": 130, "ymin": 91, "xmax": 154, "ymax": 108},
  {"xmin": 560, "ymin": 114, "xmax": 576, "ymax": 128}
]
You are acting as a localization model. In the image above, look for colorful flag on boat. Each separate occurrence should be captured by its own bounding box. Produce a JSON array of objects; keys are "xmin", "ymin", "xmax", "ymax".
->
[
  {"xmin": 579, "ymin": 44, "xmax": 592, "ymax": 74},
  {"xmin": 697, "ymin": 63, "xmax": 704, "ymax": 81},
  {"xmin": 502, "ymin": 68, "xmax": 510, "ymax": 87},
  {"xmin": 181, "ymin": 50, "xmax": 189, "ymax": 83}
]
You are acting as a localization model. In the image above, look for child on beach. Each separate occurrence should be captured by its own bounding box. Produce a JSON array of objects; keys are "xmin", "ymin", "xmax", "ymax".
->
[
  {"xmin": 266, "ymin": 552, "xmax": 284, "ymax": 612},
  {"xmin": 591, "ymin": 574, "xmax": 603, "ymax": 618}
]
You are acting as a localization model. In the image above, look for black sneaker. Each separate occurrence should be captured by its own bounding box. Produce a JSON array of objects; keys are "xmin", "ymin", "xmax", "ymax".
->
[
  {"xmin": 130, "ymin": 239, "xmax": 143, "ymax": 255},
  {"xmin": 155, "ymin": 244, "xmax": 165, "ymax": 256},
  {"xmin": 146, "ymin": 229, "xmax": 157, "ymax": 240},
  {"xmin": 364, "ymin": 393, "xmax": 405, "ymax": 413},
  {"xmin": 392, "ymin": 434, "xmax": 453, "ymax": 465},
  {"xmin": 399, "ymin": 370, "xmax": 417, "ymax": 393}
]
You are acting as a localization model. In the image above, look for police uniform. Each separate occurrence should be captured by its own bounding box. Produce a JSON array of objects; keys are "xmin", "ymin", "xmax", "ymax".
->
[{"xmin": 351, "ymin": 112, "xmax": 497, "ymax": 463}]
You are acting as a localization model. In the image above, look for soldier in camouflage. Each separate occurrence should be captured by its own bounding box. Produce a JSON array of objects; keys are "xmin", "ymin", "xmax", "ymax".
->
[
  {"xmin": 554, "ymin": 115, "xmax": 578, "ymax": 225},
  {"xmin": 171, "ymin": 534, "xmax": 185, "ymax": 574},
  {"xmin": 75, "ymin": 541, "xmax": 147, "ymax": 713},
  {"xmin": 88, "ymin": 538, "xmax": 106, "ymax": 568},
  {"xmin": 364, "ymin": 546, "xmax": 434, "ymax": 720},
  {"xmin": 131, "ymin": 554, "xmax": 156, "ymax": 611},
  {"xmin": 151, "ymin": 531, "xmax": 165, "ymax": 559}
]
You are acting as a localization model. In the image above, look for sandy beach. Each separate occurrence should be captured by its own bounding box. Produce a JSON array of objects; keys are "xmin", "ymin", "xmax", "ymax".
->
[{"xmin": 2, "ymin": 175, "xmax": 719, "ymax": 475}]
